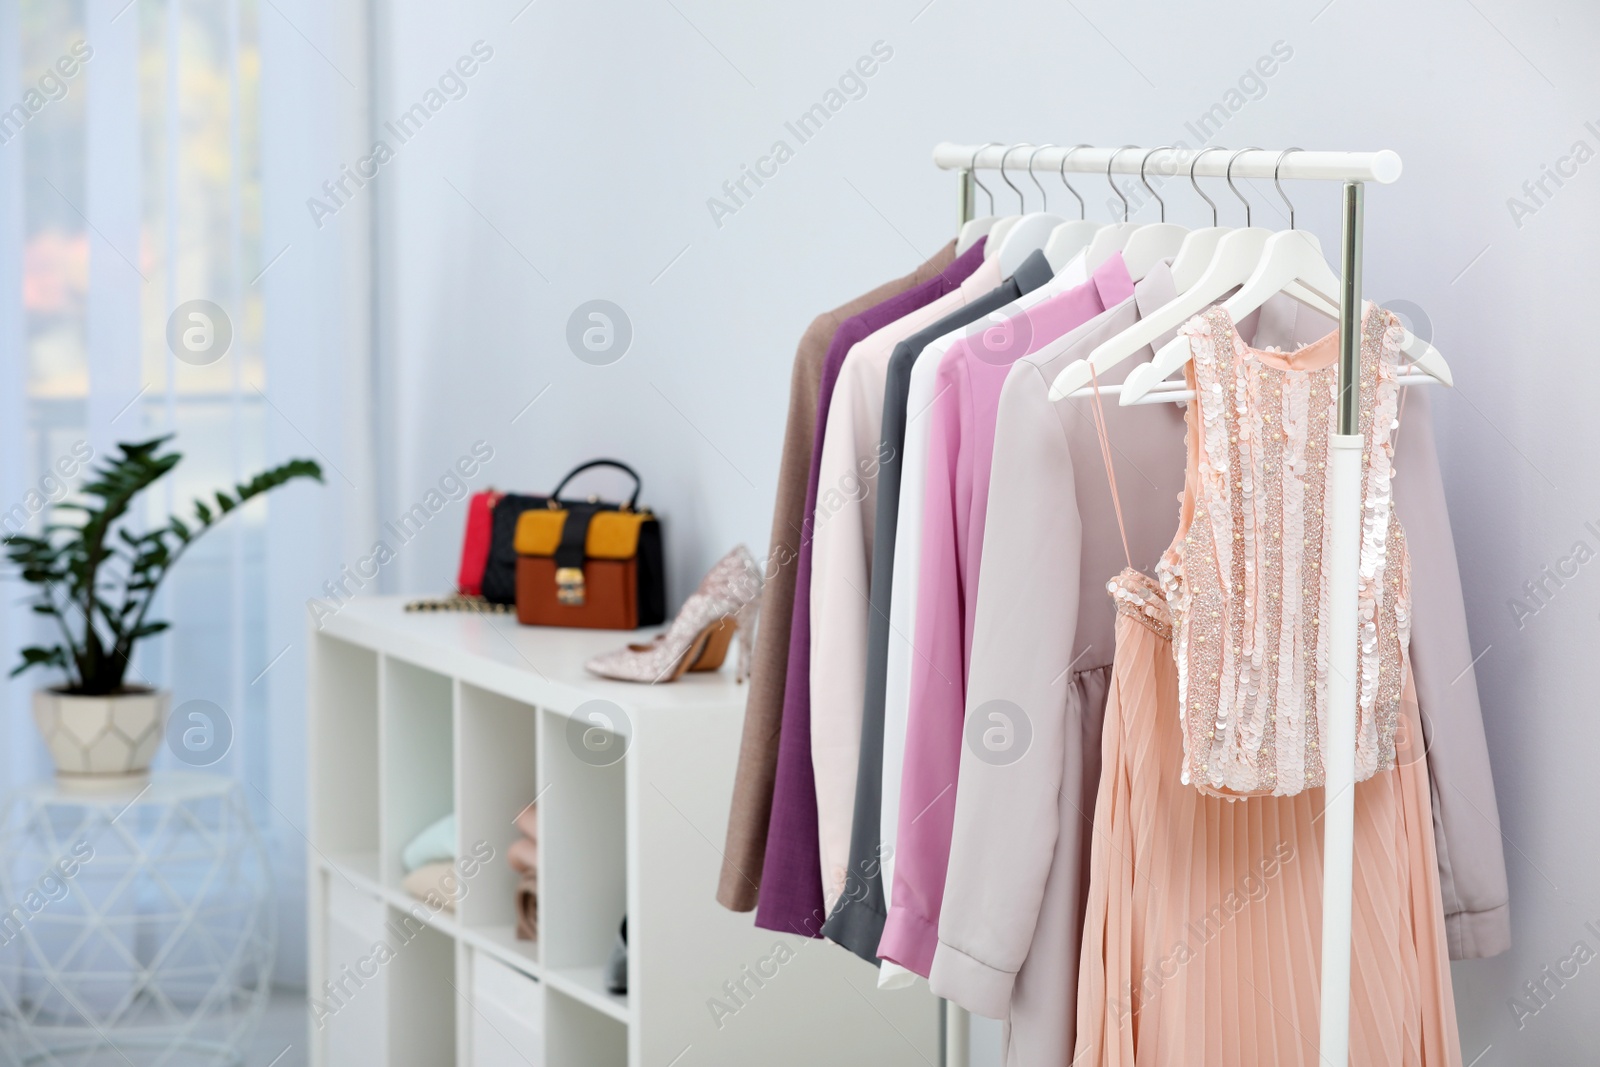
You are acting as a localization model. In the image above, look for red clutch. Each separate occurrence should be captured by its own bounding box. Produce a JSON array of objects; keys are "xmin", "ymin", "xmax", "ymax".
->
[{"xmin": 457, "ymin": 490, "xmax": 503, "ymax": 596}]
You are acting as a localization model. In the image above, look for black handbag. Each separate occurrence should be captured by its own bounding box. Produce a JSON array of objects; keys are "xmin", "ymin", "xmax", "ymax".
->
[{"xmin": 480, "ymin": 493, "xmax": 546, "ymax": 605}]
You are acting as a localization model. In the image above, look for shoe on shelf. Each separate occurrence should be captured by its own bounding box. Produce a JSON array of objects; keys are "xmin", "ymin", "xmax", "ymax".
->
[
  {"xmin": 584, "ymin": 545, "xmax": 762, "ymax": 684},
  {"xmin": 605, "ymin": 917, "xmax": 627, "ymax": 996}
]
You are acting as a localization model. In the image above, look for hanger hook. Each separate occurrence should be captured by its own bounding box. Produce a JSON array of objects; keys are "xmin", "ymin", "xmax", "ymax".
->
[
  {"xmin": 999, "ymin": 143, "xmax": 1032, "ymax": 213},
  {"xmin": 1108, "ymin": 145, "xmax": 1138, "ymax": 222},
  {"xmin": 1188, "ymin": 146, "xmax": 1225, "ymax": 227},
  {"xmin": 1272, "ymin": 147, "xmax": 1302, "ymax": 229},
  {"xmin": 968, "ymin": 142, "xmax": 1000, "ymax": 215},
  {"xmin": 1139, "ymin": 146, "xmax": 1172, "ymax": 223},
  {"xmin": 1026, "ymin": 143, "xmax": 1056, "ymax": 213},
  {"xmin": 1059, "ymin": 144, "xmax": 1089, "ymax": 220},
  {"xmin": 1226, "ymin": 146, "xmax": 1260, "ymax": 228}
]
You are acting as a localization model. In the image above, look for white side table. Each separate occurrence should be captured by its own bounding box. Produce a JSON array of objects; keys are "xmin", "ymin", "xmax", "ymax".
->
[{"xmin": 0, "ymin": 772, "xmax": 275, "ymax": 1066}]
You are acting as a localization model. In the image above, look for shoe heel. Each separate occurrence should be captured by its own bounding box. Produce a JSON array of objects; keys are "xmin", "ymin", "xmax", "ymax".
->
[
  {"xmin": 665, "ymin": 628, "xmax": 714, "ymax": 681},
  {"xmin": 687, "ymin": 617, "xmax": 737, "ymax": 673},
  {"xmin": 733, "ymin": 591, "xmax": 761, "ymax": 684}
]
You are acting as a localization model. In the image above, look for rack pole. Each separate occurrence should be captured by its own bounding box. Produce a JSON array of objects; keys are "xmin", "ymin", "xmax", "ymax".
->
[
  {"xmin": 958, "ymin": 167, "xmax": 975, "ymax": 229},
  {"xmin": 944, "ymin": 999, "xmax": 970, "ymax": 1067},
  {"xmin": 1337, "ymin": 182, "xmax": 1365, "ymax": 434},
  {"xmin": 1318, "ymin": 179, "xmax": 1365, "ymax": 1067}
]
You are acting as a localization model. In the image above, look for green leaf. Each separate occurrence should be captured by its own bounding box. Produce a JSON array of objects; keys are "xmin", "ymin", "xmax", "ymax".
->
[{"xmin": 11, "ymin": 645, "xmax": 68, "ymax": 677}]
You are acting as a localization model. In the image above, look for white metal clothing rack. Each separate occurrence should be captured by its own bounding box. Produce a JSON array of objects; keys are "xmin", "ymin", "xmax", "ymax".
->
[{"xmin": 932, "ymin": 141, "xmax": 1402, "ymax": 1067}]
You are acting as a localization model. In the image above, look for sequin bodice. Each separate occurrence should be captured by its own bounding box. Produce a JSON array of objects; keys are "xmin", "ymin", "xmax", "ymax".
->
[{"xmin": 1153, "ymin": 304, "xmax": 1411, "ymax": 798}]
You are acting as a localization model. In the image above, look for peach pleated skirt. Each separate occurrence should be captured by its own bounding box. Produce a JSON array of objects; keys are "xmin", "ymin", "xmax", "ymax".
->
[{"xmin": 1072, "ymin": 578, "xmax": 1463, "ymax": 1066}]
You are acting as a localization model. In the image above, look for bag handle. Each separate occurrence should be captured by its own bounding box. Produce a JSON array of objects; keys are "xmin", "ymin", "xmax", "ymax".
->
[{"xmin": 550, "ymin": 459, "xmax": 642, "ymax": 509}]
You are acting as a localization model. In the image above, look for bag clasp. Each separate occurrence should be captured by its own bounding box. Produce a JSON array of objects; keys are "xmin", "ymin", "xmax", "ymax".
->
[{"xmin": 556, "ymin": 566, "xmax": 586, "ymax": 606}]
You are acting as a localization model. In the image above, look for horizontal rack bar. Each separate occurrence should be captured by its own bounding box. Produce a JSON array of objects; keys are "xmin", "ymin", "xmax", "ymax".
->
[
  {"xmin": 931, "ymin": 143, "xmax": 1402, "ymax": 185},
  {"xmin": 1063, "ymin": 368, "xmax": 1441, "ymax": 406}
]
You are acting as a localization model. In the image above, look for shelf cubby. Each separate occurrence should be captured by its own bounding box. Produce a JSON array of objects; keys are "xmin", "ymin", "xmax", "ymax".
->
[
  {"xmin": 463, "ymin": 947, "xmax": 544, "ymax": 1066},
  {"xmin": 320, "ymin": 876, "xmax": 390, "ymax": 1066},
  {"xmin": 379, "ymin": 657, "xmax": 453, "ymax": 889},
  {"xmin": 537, "ymin": 706, "xmax": 625, "ymax": 979},
  {"xmin": 309, "ymin": 636, "xmax": 379, "ymax": 859},
  {"xmin": 386, "ymin": 905, "xmax": 457, "ymax": 1067},
  {"xmin": 546, "ymin": 986, "xmax": 627, "ymax": 1067},
  {"xmin": 455, "ymin": 682, "xmax": 540, "ymax": 941}
]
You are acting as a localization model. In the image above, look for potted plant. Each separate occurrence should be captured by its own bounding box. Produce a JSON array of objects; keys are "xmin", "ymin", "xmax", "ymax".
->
[{"xmin": 3, "ymin": 436, "xmax": 321, "ymax": 787}]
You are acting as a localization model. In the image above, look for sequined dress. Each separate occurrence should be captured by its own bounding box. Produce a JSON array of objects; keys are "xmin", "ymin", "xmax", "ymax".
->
[
  {"xmin": 1071, "ymin": 305, "xmax": 1462, "ymax": 1066},
  {"xmin": 1159, "ymin": 304, "xmax": 1410, "ymax": 798}
]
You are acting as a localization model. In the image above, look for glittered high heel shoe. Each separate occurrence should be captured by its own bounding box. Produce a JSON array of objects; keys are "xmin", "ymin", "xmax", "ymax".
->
[{"xmin": 584, "ymin": 545, "xmax": 763, "ymax": 684}]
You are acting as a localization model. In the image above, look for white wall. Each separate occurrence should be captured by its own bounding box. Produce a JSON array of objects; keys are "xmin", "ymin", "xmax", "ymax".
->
[{"xmin": 371, "ymin": 0, "xmax": 1600, "ymax": 1060}]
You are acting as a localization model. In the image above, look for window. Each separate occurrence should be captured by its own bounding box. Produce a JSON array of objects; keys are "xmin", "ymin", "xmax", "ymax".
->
[{"xmin": 7, "ymin": 0, "xmax": 282, "ymax": 913}]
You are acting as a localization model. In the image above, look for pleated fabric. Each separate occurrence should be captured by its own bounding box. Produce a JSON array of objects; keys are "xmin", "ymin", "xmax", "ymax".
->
[{"xmin": 1073, "ymin": 569, "xmax": 1462, "ymax": 1067}]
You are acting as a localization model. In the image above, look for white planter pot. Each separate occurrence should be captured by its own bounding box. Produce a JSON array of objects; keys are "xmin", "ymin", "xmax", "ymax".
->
[{"xmin": 32, "ymin": 688, "xmax": 170, "ymax": 788}]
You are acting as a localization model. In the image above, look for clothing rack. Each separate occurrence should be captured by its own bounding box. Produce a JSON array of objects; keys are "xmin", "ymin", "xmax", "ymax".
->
[{"xmin": 933, "ymin": 141, "xmax": 1402, "ymax": 1067}]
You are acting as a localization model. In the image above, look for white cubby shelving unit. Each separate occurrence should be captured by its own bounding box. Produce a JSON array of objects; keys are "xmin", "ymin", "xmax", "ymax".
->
[{"xmin": 308, "ymin": 597, "xmax": 937, "ymax": 1067}]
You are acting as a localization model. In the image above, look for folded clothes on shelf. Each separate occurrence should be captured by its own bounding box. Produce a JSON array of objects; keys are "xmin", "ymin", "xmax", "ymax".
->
[
  {"xmin": 511, "ymin": 800, "xmax": 539, "ymax": 940},
  {"xmin": 508, "ymin": 835, "xmax": 538, "ymax": 877},
  {"xmin": 513, "ymin": 802, "xmax": 538, "ymax": 848},
  {"xmin": 516, "ymin": 872, "xmax": 538, "ymax": 942},
  {"xmin": 401, "ymin": 813, "xmax": 456, "ymax": 873},
  {"xmin": 403, "ymin": 862, "xmax": 466, "ymax": 914}
]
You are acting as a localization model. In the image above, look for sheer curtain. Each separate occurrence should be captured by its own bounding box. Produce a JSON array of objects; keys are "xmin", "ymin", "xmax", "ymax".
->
[{"xmin": 0, "ymin": 0, "xmax": 374, "ymax": 987}]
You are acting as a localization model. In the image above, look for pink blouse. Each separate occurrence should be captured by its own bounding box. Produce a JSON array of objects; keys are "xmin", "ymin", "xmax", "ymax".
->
[{"xmin": 879, "ymin": 254, "xmax": 1134, "ymax": 975}]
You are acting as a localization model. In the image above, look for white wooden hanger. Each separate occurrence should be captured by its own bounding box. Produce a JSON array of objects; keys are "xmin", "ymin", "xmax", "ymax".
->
[
  {"xmin": 1050, "ymin": 147, "xmax": 1280, "ymax": 399},
  {"xmin": 995, "ymin": 144, "xmax": 1068, "ymax": 278},
  {"xmin": 1044, "ymin": 145, "xmax": 1104, "ymax": 271},
  {"xmin": 1117, "ymin": 146, "xmax": 1189, "ymax": 280},
  {"xmin": 983, "ymin": 143, "xmax": 1033, "ymax": 260},
  {"xmin": 986, "ymin": 219, "xmax": 1018, "ymax": 254},
  {"xmin": 956, "ymin": 143, "xmax": 1001, "ymax": 254},
  {"xmin": 1079, "ymin": 146, "xmax": 1142, "ymax": 270},
  {"xmin": 1165, "ymin": 146, "xmax": 1233, "ymax": 289},
  {"xmin": 1121, "ymin": 150, "xmax": 1451, "ymax": 403}
]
